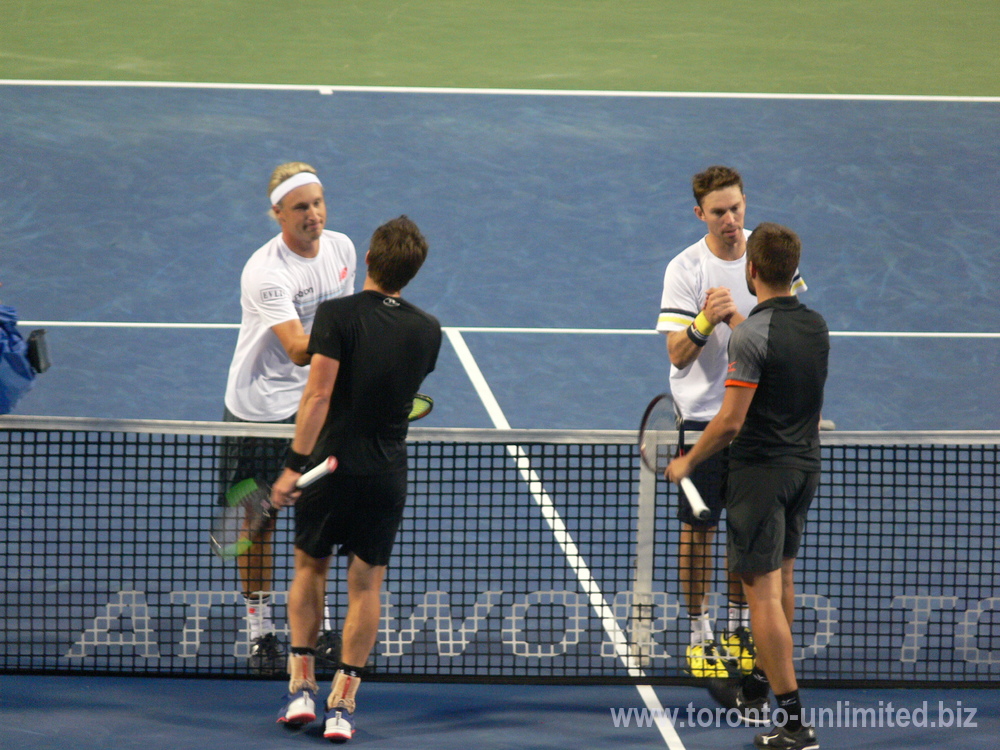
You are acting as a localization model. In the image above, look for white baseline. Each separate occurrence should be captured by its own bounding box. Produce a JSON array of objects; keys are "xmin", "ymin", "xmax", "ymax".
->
[
  {"xmin": 18, "ymin": 321, "xmax": 1000, "ymax": 338},
  {"xmin": 1, "ymin": 79, "xmax": 998, "ymax": 103}
]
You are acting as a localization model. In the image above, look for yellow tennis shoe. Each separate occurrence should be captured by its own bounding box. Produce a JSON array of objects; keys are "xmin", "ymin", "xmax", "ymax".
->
[
  {"xmin": 724, "ymin": 626, "xmax": 756, "ymax": 674},
  {"xmin": 685, "ymin": 639, "xmax": 732, "ymax": 679}
]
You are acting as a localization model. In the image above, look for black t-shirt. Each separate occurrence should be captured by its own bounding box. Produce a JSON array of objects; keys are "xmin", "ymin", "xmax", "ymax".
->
[
  {"xmin": 726, "ymin": 296, "xmax": 829, "ymax": 470},
  {"xmin": 307, "ymin": 290, "xmax": 442, "ymax": 474}
]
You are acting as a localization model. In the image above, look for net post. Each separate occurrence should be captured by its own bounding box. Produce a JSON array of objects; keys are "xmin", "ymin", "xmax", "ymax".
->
[{"xmin": 631, "ymin": 457, "xmax": 658, "ymax": 668}]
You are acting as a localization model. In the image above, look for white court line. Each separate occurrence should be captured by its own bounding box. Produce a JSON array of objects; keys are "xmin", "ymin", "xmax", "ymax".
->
[
  {"xmin": 444, "ymin": 328, "xmax": 685, "ymax": 749},
  {"xmin": 451, "ymin": 327, "xmax": 1000, "ymax": 338},
  {"xmin": 2, "ymin": 78, "xmax": 998, "ymax": 103},
  {"xmin": 18, "ymin": 321, "xmax": 1000, "ymax": 338},
  {"xmin": 19, "ymin": 321, "xmax": 240, "ymax": 329}
]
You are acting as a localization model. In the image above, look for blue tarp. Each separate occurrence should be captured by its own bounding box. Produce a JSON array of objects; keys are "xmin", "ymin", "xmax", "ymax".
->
[{"xmin": 0, "ymin": 304, "xmax": 35, "ymax": 414}]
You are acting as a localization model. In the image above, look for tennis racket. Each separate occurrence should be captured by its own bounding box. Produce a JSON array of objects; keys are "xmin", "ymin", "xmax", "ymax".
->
[
  {"xmin": 210, "ymin": 456, "xmax": 338, "ymax": 559},
  {"xmin": 638, "ymin": 393, "xmax": 711, "ymax": 521},
  {"xmin": 409, "ymin": 392, "xmax": 433, "ymax": 421}
]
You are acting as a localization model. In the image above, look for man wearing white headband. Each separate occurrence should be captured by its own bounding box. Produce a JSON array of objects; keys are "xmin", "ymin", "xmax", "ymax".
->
[{"xmin": 221, "ymin": 162, "xmax": 357, "ymax": 674}]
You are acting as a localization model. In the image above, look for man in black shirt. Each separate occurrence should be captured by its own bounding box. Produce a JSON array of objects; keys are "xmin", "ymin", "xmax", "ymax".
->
[
  {"xmin": 668, "ymin": 222, "xmax": 828, "ymax": 750},
  {"xmin": 270, "ymin": 216, "xmax": 442, "ymax": 742}
]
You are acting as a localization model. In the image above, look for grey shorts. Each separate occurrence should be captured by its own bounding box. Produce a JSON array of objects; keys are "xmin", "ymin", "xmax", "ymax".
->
[
  {"xmin": 726, "ymin": 462, "xmax": 820, "ymax": 575},
  {"xmin": 217, "ymin": 406, "xmax": 294, "ymax": 504},
  {"xmin": 678, "ymin": 420, "xmax": 728, "ymax": 527}
]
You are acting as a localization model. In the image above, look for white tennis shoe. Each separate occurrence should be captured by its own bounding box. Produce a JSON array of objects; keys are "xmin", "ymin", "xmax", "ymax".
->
[
  {"xmin": 323, "ymin": 703, "xmax": 356, "ymax": 743},
  {"xmin": 277, "ymin": 688, "xmax": 317, "ymax": 726}
]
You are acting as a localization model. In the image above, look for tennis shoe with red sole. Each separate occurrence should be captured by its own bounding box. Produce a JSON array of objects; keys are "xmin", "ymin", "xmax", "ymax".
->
[
  {"xmin": 277, "ymin": 688, "xmax": 317, "ymax": 726},
  {"xmin": 324, "ymin": 704, "xmax": 356, "ymax": 743}
]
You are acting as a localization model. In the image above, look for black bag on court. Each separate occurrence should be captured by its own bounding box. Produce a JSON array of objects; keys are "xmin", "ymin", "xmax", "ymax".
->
[{"xmin": 27, "ymin": 328, "xmax": 51, "ymax": 374}]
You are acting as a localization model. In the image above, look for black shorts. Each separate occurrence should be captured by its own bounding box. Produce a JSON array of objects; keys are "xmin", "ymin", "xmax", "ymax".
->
[
  {"xmin": 725, "ymin": 462, "xmax": 820, "ymax": 576},
  {"xmin": 677, "ymin": 420, "xmax": 728, "ymax": 527},
  {"xmin": 294, "ymin": 469, "xmax": 407, "ymax": 567},
  {"xmin": 217, "ymin": 406, "xmax": 293, "ymax": 505}
]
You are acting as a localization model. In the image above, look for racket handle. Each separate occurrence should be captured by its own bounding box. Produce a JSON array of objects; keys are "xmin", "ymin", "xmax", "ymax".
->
[
  {"xmin": 679, "ymin": 477, "xmax": 711, "ymax": 521},
  {"xmin": 297, "ymin": 456, "xmax": 338, "ymax": 488}
]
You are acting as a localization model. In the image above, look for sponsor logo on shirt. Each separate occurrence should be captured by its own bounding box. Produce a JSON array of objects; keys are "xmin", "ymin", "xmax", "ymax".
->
[
  {"xmin": 294, "ymin": 287, "xmax": 314, "ymax": 301},
  {"xmin": 728, "ymin": 361, "xmax": 737, "ymax": 374},
  {"xmin": 383, "ymin": 297, "xmax": 400, "ymax": 307},
  {"xmin": 261, "ymin": 287, "xmax": 285, "ymax": 301},
  {"xmin": 340, "ymin": 266, "xmax": 349, "ymax": 281}
]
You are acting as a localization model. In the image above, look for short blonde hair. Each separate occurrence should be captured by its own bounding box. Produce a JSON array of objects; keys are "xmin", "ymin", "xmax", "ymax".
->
[
  {"xmin": 269, "ymin": 162, "xmax": 318, "ymax": 198},
  {"xmin": 267, "ymin": 162, "xmax": 318, "ymax": 220}
]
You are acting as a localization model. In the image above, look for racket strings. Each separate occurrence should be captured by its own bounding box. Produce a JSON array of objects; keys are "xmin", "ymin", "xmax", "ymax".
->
[
  {"xmin": 639, "ymin": 396, "xmax": 682, "ymax": 473},
  {"xmin": 408, "ymin": 393, "xmax": 433, "ymax": 421},
  {"xmin": 211, "ymin": 483, "xmax": 272, "ymax": 558},
  {"xmin": 224, "ymin": 477, "xmax": 264, "ymax": 506}
]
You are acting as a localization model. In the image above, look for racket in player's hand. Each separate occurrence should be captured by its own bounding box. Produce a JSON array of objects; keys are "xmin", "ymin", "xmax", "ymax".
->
[
  {"xmin": 209, "ymin": 456, "xmax": 338, "ymax": 559},
  {"xmin": 211, "ymin": 394, "xmax": 433, "ymax": 558},
  {"xmin": 638, "ymin": 393, "xmax": 711, "ymax": 521}
]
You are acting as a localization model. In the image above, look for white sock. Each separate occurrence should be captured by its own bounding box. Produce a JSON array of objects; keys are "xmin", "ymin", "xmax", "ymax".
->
[
  {"xmin": 690, "ymin": 612, "xmax": 713, "ymax": 646},
  {"xmin": 728, "ymin": 605, "xmax": 749, "ymax": 634},
  {"xmin": 323, "ymin": 597, "xmax": 333, "ymax": 632},
  {"xmin": 246, "ymin": 593, "xmax": 274, "ymax": 640}
]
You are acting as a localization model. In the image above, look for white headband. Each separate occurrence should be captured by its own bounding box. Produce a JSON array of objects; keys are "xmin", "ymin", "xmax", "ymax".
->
[{"xmin": 270, "ymin": 171, "xmax": 322, "ymax": 206}]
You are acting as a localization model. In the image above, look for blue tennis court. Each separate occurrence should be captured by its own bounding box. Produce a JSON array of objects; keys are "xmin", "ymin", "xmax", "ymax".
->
[
  {"xmin": 1, "ymin": 674, "xmax": 997, "ymax": 749},
  {"xmin": 4, "ymin": 84, "xmax": 999, "ymax": 429}
]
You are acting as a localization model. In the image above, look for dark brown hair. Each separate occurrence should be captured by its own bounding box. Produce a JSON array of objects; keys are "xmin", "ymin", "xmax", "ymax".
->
[
  {"xmin": 367, "ymin": 215, "xmax": 429, "ymax": 293},
  {"xmin": 746, "ymin": 222, "xmax": 801, "ymax": 287},
  {"xmin": 692, "ymin": 165, "xmax": 744, "ymax": 207}
]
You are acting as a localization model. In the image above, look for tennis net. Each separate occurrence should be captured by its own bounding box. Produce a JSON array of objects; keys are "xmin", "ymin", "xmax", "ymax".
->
[{"xmin": 1, "ymin": 415, "xmax": 997, "ymax": 686}]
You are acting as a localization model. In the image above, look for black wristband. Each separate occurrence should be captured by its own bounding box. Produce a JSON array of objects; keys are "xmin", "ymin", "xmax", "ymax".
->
[
  {"xmin": 284, "ymin": 449, "xmax": 311, "ymax": 473},
  {"xmin": 686, "ymin": 323, "xmax": 709, "ymax": 347}
]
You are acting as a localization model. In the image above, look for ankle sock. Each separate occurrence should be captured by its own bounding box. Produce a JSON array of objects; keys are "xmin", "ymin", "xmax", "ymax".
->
[
  {"xmin": 689, "ymin": 611, "xmax": 714, "ymax": 646},
  {"xmin": 727, "ymin": 603, "xmax": 750, "ymax": 634},
  {"xmin": 776, "ymin": 690, "xmax": 803, "ymax": 731},
  {"xmin": 245, "ymin": 593, "xmax": 274, "ymax": 640},
  {"xmin": 741, "ymin": 666, "xmax": 770, "ymax": 701}
]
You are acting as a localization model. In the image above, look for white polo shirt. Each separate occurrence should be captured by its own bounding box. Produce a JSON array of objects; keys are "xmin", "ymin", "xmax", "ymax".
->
[
  {"xmin": 656, "ymin": 231, "xmax": 806, "ymax": 422},
  {"xmin": 224, "ymin": 230, "xmax": 356, "ymax": 421}
]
